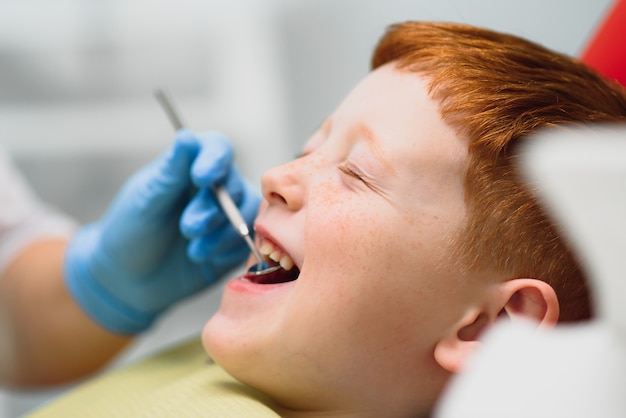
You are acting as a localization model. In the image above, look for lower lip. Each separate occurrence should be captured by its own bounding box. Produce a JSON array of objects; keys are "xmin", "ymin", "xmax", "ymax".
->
[{"xmin": 225, "ymin": 275, "xmax": 295, "ymax": 295}]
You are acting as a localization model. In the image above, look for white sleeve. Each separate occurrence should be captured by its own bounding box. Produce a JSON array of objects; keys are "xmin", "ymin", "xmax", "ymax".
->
[{"xmin": 0, "ymin": 147, "xmax": 77, "ymax": 274}]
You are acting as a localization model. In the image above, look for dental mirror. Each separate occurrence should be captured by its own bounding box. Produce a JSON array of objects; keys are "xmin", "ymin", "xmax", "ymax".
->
[{"xmin": 154, "ymin": 89, "xmax": 282, "ymax": 277}]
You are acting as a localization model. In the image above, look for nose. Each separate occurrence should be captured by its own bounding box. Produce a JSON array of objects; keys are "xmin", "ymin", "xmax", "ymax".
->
[{"xmin": 261, "ymin": 158, "xmax": 306, "ymax": 211}]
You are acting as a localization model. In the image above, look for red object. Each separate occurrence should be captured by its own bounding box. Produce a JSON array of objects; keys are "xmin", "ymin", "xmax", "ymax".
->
[{"xmin": 581, "ymin": 0, "xmax": 626, "ymax": 87}]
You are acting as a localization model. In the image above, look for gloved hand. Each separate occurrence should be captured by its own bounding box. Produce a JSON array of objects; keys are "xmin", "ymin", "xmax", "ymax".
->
[{"xmin": 65, "ymin": 130, "xmax": 261, "ymax": 334}]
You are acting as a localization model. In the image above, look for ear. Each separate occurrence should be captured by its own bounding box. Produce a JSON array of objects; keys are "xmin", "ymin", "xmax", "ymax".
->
[
  {"xmin": 497, "ymin": 278, "xmax": 560, "ymax": 327},
  {"xmin": 434, "ymin": 279, "xmax": 560, "ymax": 373}
]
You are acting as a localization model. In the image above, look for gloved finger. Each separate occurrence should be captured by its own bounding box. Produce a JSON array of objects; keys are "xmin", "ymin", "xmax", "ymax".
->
[
  {"xmin": 220, "ymin": 166, "xmax": 247, "ymax": 204},
  {"xmin": 187, "ymin": 236, "xmax": 247, "ymax": 268},
  {"xmin": 186, "ymin": 223, "xmax": 249, "ymax": 264},
  {"xmin": 185, "ymin": 177, "xmax": 261, "ymax": 239},
  {"xmin": 190, "ymin": 131, "xmax": 234, "ymax": 188},
  {"xmin": 157, "ymin": 129, "xmax": 201, "ymax": 188},
  {"xmin": 196, "ymin": 242, "xmax": 250, "ymax": 282},
  {"xmin": 210, "ymin": 243, "xmax": 252, "ymax": 272},
  {"xmin": 180, "ymin": 174, "xmax": 261, "ymax": 238},
  {"xmin": 180, "ymin": 188, "xmax": 228, "ymax": 239}
]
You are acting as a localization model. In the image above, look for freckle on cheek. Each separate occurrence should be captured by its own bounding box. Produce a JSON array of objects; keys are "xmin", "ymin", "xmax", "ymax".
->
[{"xmin": 315, "ymin": 179, "xmax": 342, "ymax": 207}]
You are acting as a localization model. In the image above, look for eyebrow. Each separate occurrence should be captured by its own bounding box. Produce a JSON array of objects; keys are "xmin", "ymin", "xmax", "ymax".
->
[
  {"xmin": 316, "ymin": 117, "xmax": 396, "ymax": 175},
  {"xmin": 355, "ymin": 121, "xmax": 396, "ymax": 175}
]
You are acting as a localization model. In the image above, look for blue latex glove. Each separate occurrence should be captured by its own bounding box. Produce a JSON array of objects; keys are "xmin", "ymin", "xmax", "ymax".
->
[{"xmin": 65, "ymin": 130, "xmax": 261, "ymax": 334}]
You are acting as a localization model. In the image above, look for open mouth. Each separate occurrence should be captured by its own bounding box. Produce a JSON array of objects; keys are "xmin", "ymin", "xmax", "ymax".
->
[
  {"xmin": 245, "ymin": 262, "xmax": 300, "ymax": 284},
  {"xmin": 243, "ymin": 238, "xmax": 301, "ymax": 285}
]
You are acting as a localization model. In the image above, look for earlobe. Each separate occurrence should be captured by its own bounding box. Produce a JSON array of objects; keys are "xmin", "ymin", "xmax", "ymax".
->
[
  {"xmin": 434, "ymin": 309, "xmax": 488, "ymax": 374},
  {"xmin": 434, "ymin": 279, "xmax": 560, "ymax": 374}
]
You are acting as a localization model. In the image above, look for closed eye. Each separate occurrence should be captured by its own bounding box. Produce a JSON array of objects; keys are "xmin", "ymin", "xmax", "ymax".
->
[
  {"xmin": 338, "ymin": 163, "xmax": 368, "ymax": 185},
  {"xmin": 339, "ymin": 160, "xmax": 392, "ymax": 201},
  {"xmin": 338, "ymin": 164, "xmax": 360, "ymax": 179},
  {"xmin": 338, "ymin": 162, "xmax": 387, "ymax": 197}
]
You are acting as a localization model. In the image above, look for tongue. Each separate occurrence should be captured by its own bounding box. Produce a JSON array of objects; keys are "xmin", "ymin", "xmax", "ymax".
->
[{"xmin": 244, "ymin": 267, "xmax": 300, "ymax": 284}]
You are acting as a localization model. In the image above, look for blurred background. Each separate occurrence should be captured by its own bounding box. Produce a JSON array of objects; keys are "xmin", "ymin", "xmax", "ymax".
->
[{"xmin": 0, "ymin": 0, "xmax": 614, "ymax": 415}]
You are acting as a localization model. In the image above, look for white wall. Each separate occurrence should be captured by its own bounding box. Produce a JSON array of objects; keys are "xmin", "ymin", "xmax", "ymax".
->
[
  {"xmin": 0, "ymin": 0, "xmax": 615, "ymax": 416},
  {"xmin": 0, "ymin": 0, "xmax": 291, "ymax": 188}
]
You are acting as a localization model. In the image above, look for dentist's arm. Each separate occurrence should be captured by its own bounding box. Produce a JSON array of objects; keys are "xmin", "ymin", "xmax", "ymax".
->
[{"xmin": 0, "ymin": 237, "xmax": 131, "ymax": 387}]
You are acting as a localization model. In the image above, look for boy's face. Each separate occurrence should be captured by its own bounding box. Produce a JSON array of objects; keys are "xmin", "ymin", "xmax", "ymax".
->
[{"xmin": 204, "ymin": 64, "xmax": 481, "ymax": 415}]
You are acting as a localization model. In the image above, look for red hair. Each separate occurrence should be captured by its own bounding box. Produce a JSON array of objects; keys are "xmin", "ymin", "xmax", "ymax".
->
[{"xmin": 372, "ymin": 22, "xmax": 626, "ymax": 321}]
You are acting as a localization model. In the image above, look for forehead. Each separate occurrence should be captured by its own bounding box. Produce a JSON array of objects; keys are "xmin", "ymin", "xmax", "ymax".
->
[{"xmin": 333, "ymin": 63, "xmax": 468, "ymax": 179}]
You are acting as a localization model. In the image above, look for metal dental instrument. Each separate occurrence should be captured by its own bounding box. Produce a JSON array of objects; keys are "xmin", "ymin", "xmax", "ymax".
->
[{"xmin": 154, "ymin": 89, "xmax": 280, "ymax": 276}]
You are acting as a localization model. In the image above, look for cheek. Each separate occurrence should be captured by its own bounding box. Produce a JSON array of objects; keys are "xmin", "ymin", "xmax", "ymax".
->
[
  {"xmin": 301, "ymin": 197, "xmax": 417, "ymax": 323},
  {"xmin": 305, "ymin": 199, "xmax": 461, "ymax": 324},
  {"xmin": 305, "ymin": 201, "xmax": 425, "ymax": 281},
  {"xmin": 308, "ymin": 184, "xmax": 387, "ymax": 249}
]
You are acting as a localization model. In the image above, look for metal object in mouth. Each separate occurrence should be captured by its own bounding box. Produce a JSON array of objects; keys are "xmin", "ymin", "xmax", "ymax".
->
[{"xmin": 245, "ymin": 263, "xmax": 283, "ymax": 276}]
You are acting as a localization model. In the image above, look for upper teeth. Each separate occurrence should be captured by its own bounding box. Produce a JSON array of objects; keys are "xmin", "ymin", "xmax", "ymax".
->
[{"xmin": 259, "ymin": 240, "xmax": 295, "ymax": 271}]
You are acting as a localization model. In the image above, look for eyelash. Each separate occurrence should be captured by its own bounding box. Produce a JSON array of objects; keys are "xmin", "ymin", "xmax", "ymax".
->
[{"xmin": 338, "ymin": 163, "xmax": 366, "ymax": 184}]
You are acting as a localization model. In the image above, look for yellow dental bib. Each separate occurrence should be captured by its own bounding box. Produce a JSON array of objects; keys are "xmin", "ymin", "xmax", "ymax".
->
[{"xmin": 27, "ymin": 337, "xmax": 280, "ymax": 417}]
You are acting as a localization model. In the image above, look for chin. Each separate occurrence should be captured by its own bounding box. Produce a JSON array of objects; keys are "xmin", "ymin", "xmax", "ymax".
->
[
  {"xmin": 201, "ymin": 313, "xmax": 237, "ymax": 369},
  {"xmin": 201, "ymin": 309, "xmax": 270, "ymax": 384}
]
